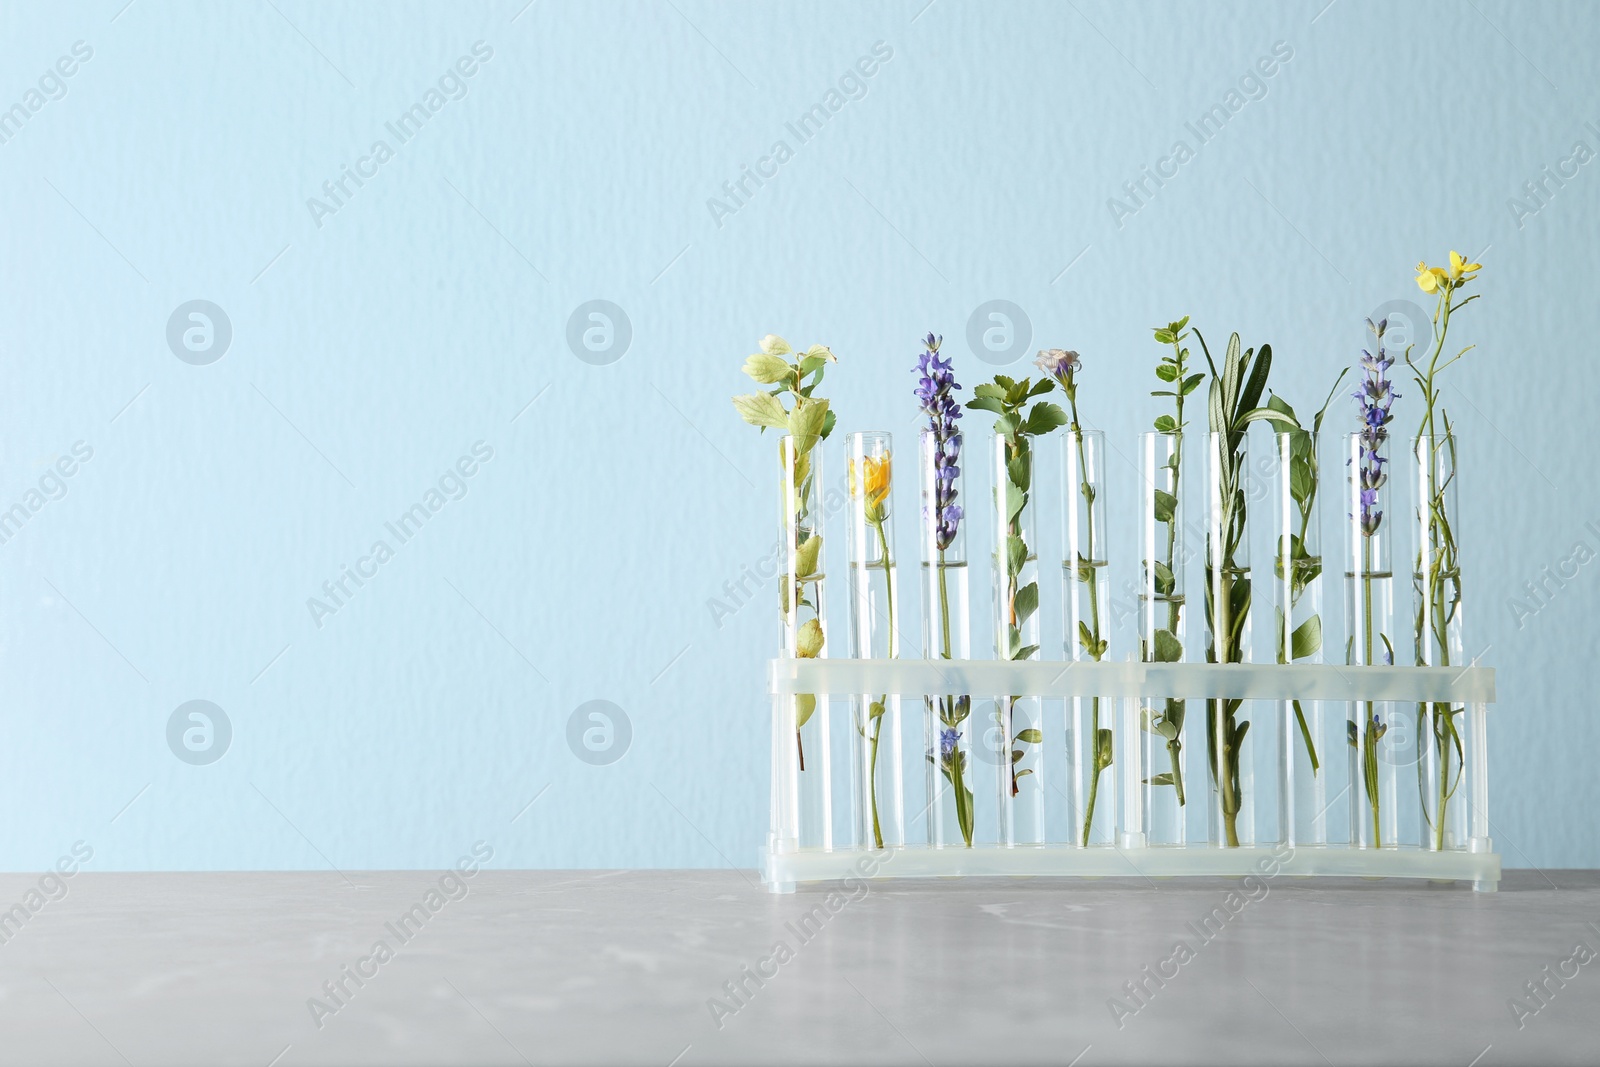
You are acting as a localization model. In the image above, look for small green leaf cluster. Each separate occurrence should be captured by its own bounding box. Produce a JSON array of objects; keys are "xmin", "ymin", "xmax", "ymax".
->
[
  {"xmin": 732, "ymin": 334, "xmax": 839, "ymax": 447},
  {"xmin": 1150, "ymin": 316, "xmax": 1203, "ymax": 434}
]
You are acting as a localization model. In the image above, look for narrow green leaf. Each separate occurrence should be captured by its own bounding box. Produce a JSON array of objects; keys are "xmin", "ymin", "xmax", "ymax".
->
[{"xmin": 1016, "ymin": 728, "xmax": 1043, "ymax": 744}]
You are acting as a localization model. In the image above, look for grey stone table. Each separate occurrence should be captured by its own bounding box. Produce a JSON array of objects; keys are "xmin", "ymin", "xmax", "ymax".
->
[{"xmin": 0, "ymin": 869, "xmax": 1595, "ymax": 1065}]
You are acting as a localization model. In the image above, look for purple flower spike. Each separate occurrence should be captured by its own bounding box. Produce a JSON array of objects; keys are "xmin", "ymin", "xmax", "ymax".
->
[
  {"xmin": 1352, "ymin": 319, "xmax": 1399, "ymax": 536},
  {"xmin": 917, "ymin": 334, "xmax": 964, "ymax": 551},
  {"xmin": 939, "ymin": 727, "xmax": 961, "ymax": 759}
]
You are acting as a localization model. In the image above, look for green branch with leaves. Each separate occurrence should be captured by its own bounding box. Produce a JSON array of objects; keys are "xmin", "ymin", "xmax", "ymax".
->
[
  {"xmin": 1195, "ymin": 330, "xmax": 1291, "ymax": 847},
  {"xmin": 733, "ymin": 334, "xmax": 837, "ymax": 769},
  {"xmin": 966, "ymin": 374, "xmax": 1066, "ymax": 797}
]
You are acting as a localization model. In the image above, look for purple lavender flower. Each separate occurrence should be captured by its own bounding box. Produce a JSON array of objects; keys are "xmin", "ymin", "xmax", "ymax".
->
[
  {"xmin": 939, "ymin": 727, "xmax": 961, "ymax": 760},
  {"xmin": 917, "ymin": 333, "xmax": 964, "ymax": 550},
  {"xmin": 1353, "ymin": 319, "xmax": 1399, "ymax": 536}
]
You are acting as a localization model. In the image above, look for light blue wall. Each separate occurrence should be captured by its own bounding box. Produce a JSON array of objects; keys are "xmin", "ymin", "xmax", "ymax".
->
[{"xmin": 1, "ymin": 0, "xmax": 1595, "ymax": 871}]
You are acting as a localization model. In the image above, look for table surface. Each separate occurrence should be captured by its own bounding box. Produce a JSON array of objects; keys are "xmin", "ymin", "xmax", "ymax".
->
[{"xmin": 0, "ymin": 868, "xmax": 1594, "ymax": 1065}]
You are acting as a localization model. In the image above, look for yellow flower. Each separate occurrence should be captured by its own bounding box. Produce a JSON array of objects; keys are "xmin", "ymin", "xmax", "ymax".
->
[
  {"xmin": 1416, "ymin": 260, "xmax": 1448, "ymax": 293},
  {"xmin": 848, "ymin": 452, "xmax": 892, "ymax": 512},
  {"xmin": 1416, "ymin": 251, "xmax": 1481, "ymax": 293},
  {"xmin": 1448, "ymin": 249, "xmax": 1482, "ymax": 281}
]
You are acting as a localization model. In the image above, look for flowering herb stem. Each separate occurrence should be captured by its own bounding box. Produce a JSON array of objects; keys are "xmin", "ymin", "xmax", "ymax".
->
[
  {"xmin": 1349, "ymin": 318, "xmax": 1398, "ymax": 846},
  {"xmin": 1037, "ymin": 349, "xmax": 1112, "ymax": 843},
  {"xmin": 918, "ymin": 334, "xmax": 974, "ymax": 846},
  {"xmin": 1408, "ymin": 252, "xmax": 1480, "ymax": 850}
]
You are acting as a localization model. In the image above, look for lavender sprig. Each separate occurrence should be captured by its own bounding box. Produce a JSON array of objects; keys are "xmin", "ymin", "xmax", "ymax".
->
[
  {"xmin": 919, "ymin": 332, "xmax": 974, "ymax": 846},
  {"xmin": 1354, "ymin": 318, "xmax": 1399, "ymax": 537},
  {"xmin": 916, "ymin": 333, "xmax": 964, "ymax": 550},
  {"xmin": 1349, "ymin": 317, "xmax": 1399, "ymax": 847}
]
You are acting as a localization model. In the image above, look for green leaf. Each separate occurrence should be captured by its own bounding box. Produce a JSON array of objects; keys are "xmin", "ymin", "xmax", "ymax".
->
[
  {"xmin": 1095, "ymin": 727, "xmax": 1115, "ymax": 766},
  {"xmin": 1014, "ymin": 581, "xmax": 1039, "ymax": 625},
  {"xmin": 1289, "ymin": 455, "xmax": 1314, "ymax": 503},
  {"xmin": 1153, "ymin": 414, "xmax": 1177, "ymax": 433},
  {"xmin": 1153, "ymin": 559, "xmax": 1175, "ymax": 596},
  {"xmin": 1347, "ymin": 719, "xmax": 1359, "ymax": 747},
  {"xmin": 966, "ymin": 396, "xmax": 1005, "ymax": 415},
  {"xmin": 1006, "ymin": 480, "xmax": 1026, "ymax": 523},
  {"xmin": 1024, "ymin": 402, "xmax": 1069, "ymax": 436},
  {"xmin": 1232, "ymin": 718, "xmax": 1251, "ymax": 749},
  {"xmin": 1222, "ymin": 333, "xmax": 1242, "ymax": 415},
  {"xmin": 1242, "ymin": 407, "xmax": 1298, "ymax": 430},
  {"xmin": 802, "ymin": 343, "xmax": 836, "ymax": 363},
  {"xmin": 1077, "ymin": 620, "xmax": 1107, "ymax": 658},
  {"xmin": 743, "ymin": 353, "xmax": 793, "ymax": 383},
  {"xmin": 1155, "ymin": 363, "xmax": 1178, "ymax": 382},
  {"xmin": 1152, "ymin": 627, "xmax": 1183, "ymax": 663},
  {"xmin": 1016, "ymin": 728, "xmax": 1043, "ymax": 744},
  {"xmin": 760, "ymin": 335, "xmax": 793, "ymax": 357},
  {"xmin": 796, "ymin": 693, "xmax": 816, "ymax": 730},
  {"xmin": 1153, "ymin": 489, "xmax": 1177, "ymax": 524},
  {"xmin": 787, "ymin": 398, "xmax": 827, "ymax": 442},
  {"xmin": 1014, "ymin": 644, "xmax": 1040, "ymax": 661},
  {"xmin": 1237, "ymin": 341, "xmax": 1272, "ymax": 418},
  {"xmin": 1007, "ymin": 452, "xmax": 1030, "ymax": 494},
  {"xmin": 1181, "ymin": 373, "xmax": 1205, "ymax": 396},
  {"xmin": 993, "ymin": 374, "xmax": 1017, "ymax": 392},
  {"xmin": 820, "ymin": 409, "xmax": 837, "ymax": 440},
  {"xmin": 1290, "ymin": 614, "xmax": 1322, "ymax": 660},
  {"xmin": 973, "ymin": 383, "xmax": 1007, "ymax": 400},
  {"xmin": 1006, "ymin": 535, "xmax": 1027, "ymax": 575},
  {"xmin": 1312, "ymin": 367, "xmax": 1350, "ymax": 436},
  {"xmin": 995, "ymin": 412, "xmax": 1020, "ymax": 438},
  {"xmin": 1026, "ymin": 377, "xmax": 1055, "ymax": 399},
  {"xmin": 1265, "ymin": 392, "xmax": 1298, "ymax": 424},
  {"xmin": 795, "ymin": 618, "xmax": 824, "ymax": 658},
  {"xmin": 797, "ymin": 354, "xmax": 827, "ymax": 377},
  {"xmin": 795, "ymin": 533, "xmax": 821, "ymax": 579},
  {"xmin": 1145, "ymin": 772, "xmax": 1176, "ymax": 786},
  {"xmin": 732, "ymin": 391, "xmax": 789, "ymax": 430}
]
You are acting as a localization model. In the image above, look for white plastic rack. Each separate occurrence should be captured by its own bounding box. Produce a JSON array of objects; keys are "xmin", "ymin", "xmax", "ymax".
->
[{"xmin": 762, "ymin": 658, "xmax": 1498, "ymax": 893}]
